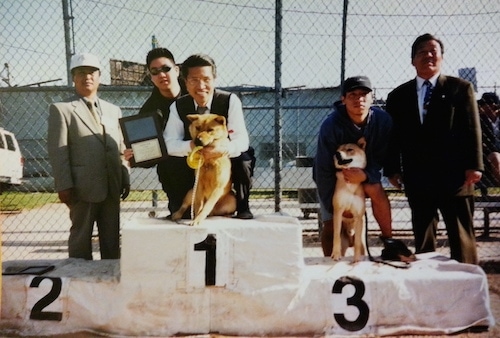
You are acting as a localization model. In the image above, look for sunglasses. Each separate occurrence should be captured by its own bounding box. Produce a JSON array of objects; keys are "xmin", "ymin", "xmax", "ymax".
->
[{"xmin": 149, "ymin": 65, "xmax": 173, "ymax": 76}]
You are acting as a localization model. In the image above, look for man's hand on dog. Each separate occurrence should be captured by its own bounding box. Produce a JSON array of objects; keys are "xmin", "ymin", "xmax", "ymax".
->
[
  {"xmin": 464, "ymin": 169, "xmax": 482, "ymax": 185},
  {"xmin": 193, "ymin": 143, "xmax": 229, "ymax": 159},
  {"xmin": 342, "ymin": 168, "xmax": 367, "ymax": 184},
  {"xmin": 388, "ymin": 173, "xmax": 403, "ymax": 190}
]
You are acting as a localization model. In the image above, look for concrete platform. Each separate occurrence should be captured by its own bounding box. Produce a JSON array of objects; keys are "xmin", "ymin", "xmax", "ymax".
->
[{"xmin": 0, "ymin": 215, "xmax": 495, "ymax": 337}]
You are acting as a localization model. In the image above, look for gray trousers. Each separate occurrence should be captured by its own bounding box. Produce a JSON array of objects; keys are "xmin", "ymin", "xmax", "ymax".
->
[{"xmin": 68, "ymin": 196, "xmax": 120, "ymax": 260}]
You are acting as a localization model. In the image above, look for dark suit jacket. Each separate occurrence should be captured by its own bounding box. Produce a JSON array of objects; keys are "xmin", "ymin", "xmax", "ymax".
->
[
  {"xmin": 384, "ymin": 75, "xmax": 483, "ymax": 196},
  {"xmin": 479, "ymin": 113, "xmax": 500, "ymax": 186},
  {"xmin": 480, "ymin": 114, "xmax": 500, "ymax": 155},
  {"xmin": 48, "ymin": 95, "xmax": 127, "ymax": 203}
]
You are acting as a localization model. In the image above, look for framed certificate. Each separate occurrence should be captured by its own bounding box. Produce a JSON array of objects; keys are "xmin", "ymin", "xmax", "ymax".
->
[{"xmin": 119, "ymin": 113, "xmax": 168, "ymax": 167}]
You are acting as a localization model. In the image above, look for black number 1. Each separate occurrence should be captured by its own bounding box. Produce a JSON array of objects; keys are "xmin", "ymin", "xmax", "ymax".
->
[{"xmin": 194, "ymin": 233, "xmax": 217, "ymax": 286}]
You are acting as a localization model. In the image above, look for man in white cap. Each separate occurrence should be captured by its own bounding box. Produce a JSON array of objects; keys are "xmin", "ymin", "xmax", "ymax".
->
[{"xmin": 48, "ymin": 52, "xmax": 130, "ymax": 260}]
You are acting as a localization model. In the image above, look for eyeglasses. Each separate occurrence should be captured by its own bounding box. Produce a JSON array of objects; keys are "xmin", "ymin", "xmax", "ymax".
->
[
  {"xmin": 186, "ymin": 77, "xmax": 213, "ymax": 86},
  {"xmin": 149, "ymin": 65, "xmax": 173, "ymax": 76}
]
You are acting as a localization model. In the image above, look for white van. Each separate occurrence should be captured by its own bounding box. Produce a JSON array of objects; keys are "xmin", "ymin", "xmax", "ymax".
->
[{"xmin": 0, "ymin": 128, "xmax": 24, "ymax": 191}]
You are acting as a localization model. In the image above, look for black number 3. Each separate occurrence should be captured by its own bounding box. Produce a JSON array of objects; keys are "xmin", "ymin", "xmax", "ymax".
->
[
  {"xmin": 29, "ymin": 276, "xmax": 63, "ymax": 321},
  {"xmin": 332, "ymin": 276, "xmax": 369, "ymax": 331}
]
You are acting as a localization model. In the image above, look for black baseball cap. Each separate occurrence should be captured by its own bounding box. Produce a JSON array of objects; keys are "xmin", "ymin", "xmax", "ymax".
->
[
  {"xmin": 342, "ymin": 76, "xmax": 373, "ymax": 95},
  {"xmin": 481, "ymin": 92, "xmax": 499, "ymax": 105}
]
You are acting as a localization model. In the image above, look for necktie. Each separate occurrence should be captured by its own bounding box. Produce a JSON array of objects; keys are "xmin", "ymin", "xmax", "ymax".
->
[
  {"xmin": 423, "ymin": 80, "xmax": 433, "ymax": 111},
  {"xmin": 196, "ymin": 106, "xmax": 209, "ymax": 115},
  {"xmin": 86, "ymin": 100, "xmax": 100, "ymax": 125}
]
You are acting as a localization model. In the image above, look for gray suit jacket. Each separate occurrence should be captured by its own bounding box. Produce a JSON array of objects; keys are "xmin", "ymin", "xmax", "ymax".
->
[{"xmin": 48, "ymin": 95, "xmax": 127, "ymax": 203}]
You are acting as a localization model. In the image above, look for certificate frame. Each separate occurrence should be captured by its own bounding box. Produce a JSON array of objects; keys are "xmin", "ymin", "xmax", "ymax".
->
[{"xmin": 119, "ymin": 113, "xmax": 168, "ymax": 168}]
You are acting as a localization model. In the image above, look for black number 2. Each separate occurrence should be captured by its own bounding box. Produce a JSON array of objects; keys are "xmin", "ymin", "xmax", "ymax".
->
[
  {"xmin": 332, "ymin": 276, "xmax": 369, "ymax": 331},
  {"xmin": 29, "ymin": 276, "xmax": 63, "ymax": 321},
  {"xmin": 194, "ymin": 233, "xmax": 217, "ymax": 286}
]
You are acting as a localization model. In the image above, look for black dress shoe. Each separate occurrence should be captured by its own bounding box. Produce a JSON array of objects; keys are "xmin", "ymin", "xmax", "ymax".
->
[
  {"xmin": 235, "ymin": 210, "xmax": 254, "ymax": 219},
  {"xmin": 380, "ymin": 236, "xmax": 416, "ymax": 262}
]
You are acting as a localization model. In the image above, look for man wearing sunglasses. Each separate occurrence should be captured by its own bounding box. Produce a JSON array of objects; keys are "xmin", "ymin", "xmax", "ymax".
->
[
  {"xmin": 127, "ymin": 48, "xmax": 187, "ymax": 215},
  {"xmin": 139, "ymin": 48, "xmax": 185, "ymax": 129}
]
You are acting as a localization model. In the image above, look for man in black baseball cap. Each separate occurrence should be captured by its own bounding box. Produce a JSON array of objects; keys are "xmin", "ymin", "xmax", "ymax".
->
[
  {"xmin": 314, "ymin": 75, "xmax": 414, "ymax": 261},
  {"xmin": 342, "ymin": 75, "xmax": 373, "ymax": 95},
  {"xmin": 481, "ymin": 92, "xmax": 499, "ymax": 106}
]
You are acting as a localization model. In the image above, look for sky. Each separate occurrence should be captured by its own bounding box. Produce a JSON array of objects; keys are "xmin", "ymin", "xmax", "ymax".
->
[{"xmin": 1, "ymin": 0, "xmax": 499, "ymax": 100}]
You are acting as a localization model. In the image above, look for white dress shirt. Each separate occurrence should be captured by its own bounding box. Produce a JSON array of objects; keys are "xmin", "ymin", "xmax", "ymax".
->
[{"xmin": 164, "ymin": 94, "xmax": 250, "ymax": 158}]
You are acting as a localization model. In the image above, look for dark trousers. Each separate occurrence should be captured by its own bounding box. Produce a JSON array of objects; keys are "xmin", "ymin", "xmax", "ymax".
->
[
  {"xmin": 158, "ymin": 148, "xmax": 255, "ymax": 215},
  {"xmin": 157, "ymin": 156, "xmax": 194, "ymax": 215},
  {"xmin": 407, "ymin": 191, "xmax": 478, "ymax": 264},
  {"xmin": 231, "ymin": 149, "xmax": 255, "ymax": 212}
]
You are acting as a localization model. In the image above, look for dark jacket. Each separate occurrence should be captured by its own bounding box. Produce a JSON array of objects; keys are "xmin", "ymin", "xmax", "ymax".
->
[
  {"xmin": 139, "ymin": 86, "xmax": 182, "ymax": 130},
  {"xmin": 313, "ymin": 101, "xmax": 393, "ymax": 215},
  {"xmin": 384, "ymin": 75, "xmax": 483, "ymax": 196},
  {"xmin": 479, "ymin": 113, "xmax": 500, "ymax": 186}
]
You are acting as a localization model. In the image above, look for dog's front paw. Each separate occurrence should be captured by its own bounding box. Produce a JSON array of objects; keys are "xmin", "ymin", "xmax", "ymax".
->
[
  {"xmin": 188, "ymin": 220, "xmax": 197, "ymax": 226},
  {"xmin": 189, "ymin": 217, "xmax": 202, "ymax": 226},
  {"xmin": 171, "ymin": 212, "xmax": 182, "ymax": 221},
  {"xmin": 331, "ymin": 252, "xmax": 342, "ymax": 261}
]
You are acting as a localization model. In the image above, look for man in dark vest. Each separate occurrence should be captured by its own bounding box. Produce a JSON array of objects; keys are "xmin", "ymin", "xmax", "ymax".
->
[{"xmin": 165, "ymin": 54, "xmax": 255, "ymax": 219}]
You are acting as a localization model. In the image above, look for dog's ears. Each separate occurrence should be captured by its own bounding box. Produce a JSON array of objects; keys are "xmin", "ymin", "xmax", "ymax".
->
[
  {"xmin": 215, "ymin": 115, "xmax": 227, "ymax": 125},
  {"xmin": 357, "ymin": 137, "xmax": 367, "ymax": 150},
  {"xmin": 187, "ymin": 114, "xmax": 199, "ymax": 122}
]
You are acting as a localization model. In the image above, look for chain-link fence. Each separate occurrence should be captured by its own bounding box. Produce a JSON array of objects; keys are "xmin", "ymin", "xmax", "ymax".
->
[{"xmin": 1, "ymin": 0, "xmax": 499, "ymax": 261}]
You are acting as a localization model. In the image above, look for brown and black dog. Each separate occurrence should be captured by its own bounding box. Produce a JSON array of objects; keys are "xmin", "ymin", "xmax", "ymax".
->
[{"xmin": 171, "ymin": 113, "xmax": 236, "ymax": 225}]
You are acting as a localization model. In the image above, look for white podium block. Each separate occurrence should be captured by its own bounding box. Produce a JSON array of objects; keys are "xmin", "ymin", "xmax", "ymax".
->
[
  {"xmin": 209, "ymin": 254, "xmax": 494, "ymax": 336},
  {"xmin": 0, "ymin": 216, "xmax": 495, "ymax": 337},
  {"xmin": 120, "ymin": 215, "xmax": 304, "ymax": 291}
]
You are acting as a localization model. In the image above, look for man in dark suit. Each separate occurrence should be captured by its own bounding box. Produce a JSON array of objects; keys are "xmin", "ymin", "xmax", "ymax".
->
[
  {"xmin": 384, "ymin": 33, "xmax": 483, "ymax": 264},
  {"xmin": 48, "ymin": 53, "xmax": 130, "ymax": 260},
  {"xmin": 478, "ymin": 92, "xmax": 500, "ymax": 188}
]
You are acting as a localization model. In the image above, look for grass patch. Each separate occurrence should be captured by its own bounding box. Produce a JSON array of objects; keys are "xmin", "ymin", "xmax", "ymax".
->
[
  {"xmin": 0, "ymin": 191, "xmax": 170, "ymax": 211},
  {"xmin": 126, "ymin": 190, "xmax": 167, "ymax": 201},
  {"xmin": 0, "ymin": 192, "xmax": 59, "ymax": 211},
  {"xmin": 0, "ymin": 189, "xmax": 300, "ymax": 212}
]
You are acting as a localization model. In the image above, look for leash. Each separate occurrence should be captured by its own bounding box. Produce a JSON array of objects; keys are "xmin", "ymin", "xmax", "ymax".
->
[
  {"xmin": 190, "ymin": 158, "xmax": 202, "ymax": 221},
  {"xmin": 364, "ymin": 212, "xmax": 411, "ymax": 269}
]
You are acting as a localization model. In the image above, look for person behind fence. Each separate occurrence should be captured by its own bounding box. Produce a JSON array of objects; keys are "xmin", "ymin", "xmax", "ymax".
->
[
  {"xmin": 164, "ymin": 53, "xmax": 255, "ymax": 220},
  {"xmin": 47, "ymin": 52, "xmax": 130, "ymax": 260},
  {"xmin": 124, "ymin": 48, "xmax": 187, "ymax": 215},
  {"xmin": 478, "ymin": 92, "xmax": 500, "ymax": 187},
  {"xmin": 313, "ymin": 75, "xmax": 411, "ymax": 259},
  {"xmin": 384, "ymin": 33, "xmax": 483, "ymax": 264}
]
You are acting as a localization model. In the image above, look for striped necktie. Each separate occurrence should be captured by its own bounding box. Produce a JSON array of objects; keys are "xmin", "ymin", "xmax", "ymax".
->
[{"xmin": 423, "ymin": 80, "xmax": 433, "ymax": 111}]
